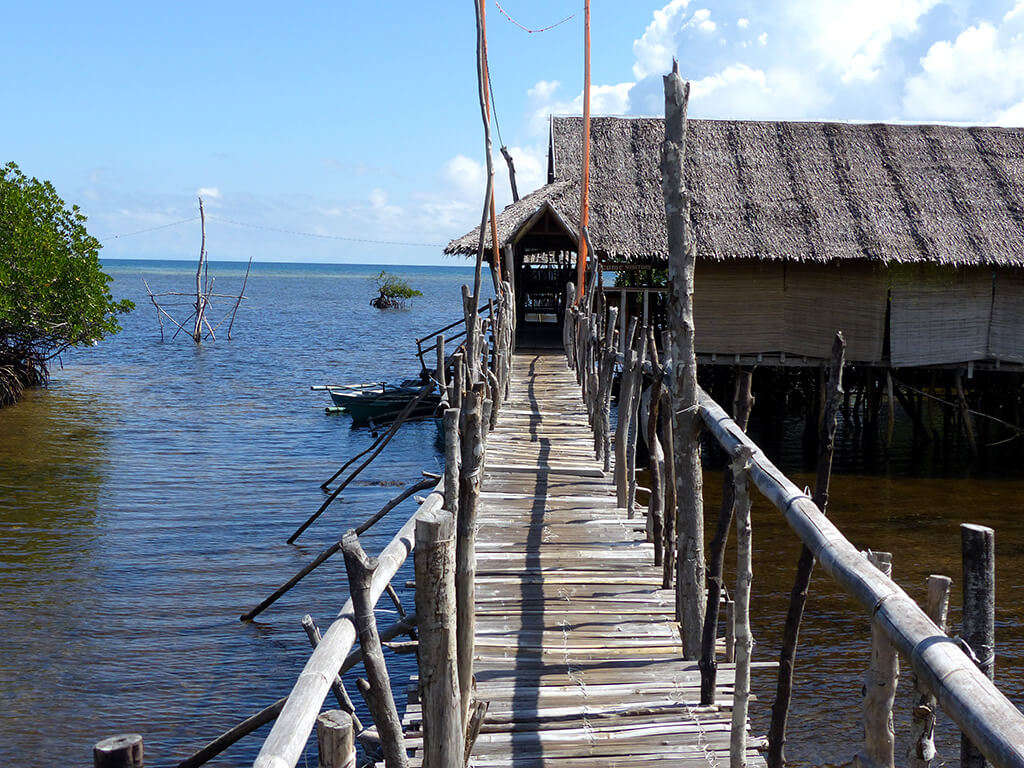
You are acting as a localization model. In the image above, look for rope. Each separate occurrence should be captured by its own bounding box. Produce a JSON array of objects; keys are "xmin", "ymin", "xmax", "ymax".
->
[
  {"xmin": 98, "ymin": 216, "xmax": 200, "ymax": 242},
  {"xmin": 494, "ymin": 1, "xmax": 578, "ymax": 33}
]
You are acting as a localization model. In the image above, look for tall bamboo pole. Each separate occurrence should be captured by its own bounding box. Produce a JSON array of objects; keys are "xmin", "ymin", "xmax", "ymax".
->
[{"xmin": 574, "ymin": 0, "xmax": 591, "ymax": 304}]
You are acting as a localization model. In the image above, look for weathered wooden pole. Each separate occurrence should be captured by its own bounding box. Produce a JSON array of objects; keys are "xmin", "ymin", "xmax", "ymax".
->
[
  {"xmin": 435, "ymin": 335, "xmax": 447, "ymax": 399},
  {"xmin": 564, "ymin": 283, "xmax": 576, "ymax": 368},
  {"xmin": 614, "ymin": 318, "xmax": 639, "ymax": 506},
  {"xmin": 909, "ymin": 574, "xmax": 951, "ymax": 768},
  {"xmin": 302, "ymin": 615, "xmax": 363, "ymax": 732},
  {"xmin": 646, "ymin": 329, "xmax": 666, "ymax": 565},
  {"xmin": 961, "ymin": 523, "xmax": 996, "ymax": 768},
  {"xmin": 443, "ymin": 408, "xmax": 460, "ymax": 515},
  {"xmin": 661, "ymin": 61, "xmax": 704, "ymax": 656},
  {"xmin": 659, "ymin": 339, "xmax": 677, "ymax": 590},
  {"xmin": 596, "ymin": 307, "xmax": 619, "ymax": 470},
  {"xmin": 625, "ymin": 326, "xmax": 648, "ymax": 516},
  {"xmin": 415, "ymin": 509, "xmax": 464, "ymax": 768},
  {"xmin": 456, "ymin": 386, "xmax": 485, "ymax": 725},
  {"xmin": 192, "ymin": 196, "xmax": 206, "ymax": 343},
  {"xmin": 700, "ymin": 367, "xmax": 754, "ymax": 704},
  {"xmin": 341, "ymin": 532, "xmax": 408, "ymax": 768},
  {"xmin": 855, "ymin": 551, "xmax": 898, "ymax": 768},
  {"xmin": 94, "ymin": 735, "xmax": 144, "ymax": 768},
  {"xmin": 730, "ymin": 447, "xmax": 754, "ymax": 768},
  {"xmin": 451, "ymin": 352, "xmax": 464, "ymax": 411},
  {"xmin": 316, "ymin": 711, "xmax": 356, "ymax": 768},
  {"xmin": 767, "ymin": 332, "xmax": 845, "ymax": 766}
]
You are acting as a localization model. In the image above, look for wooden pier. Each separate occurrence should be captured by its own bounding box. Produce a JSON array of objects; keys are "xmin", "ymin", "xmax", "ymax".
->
[{"xmin": 402, "ymin": 351, "xmax": 764, "ymax": 767}]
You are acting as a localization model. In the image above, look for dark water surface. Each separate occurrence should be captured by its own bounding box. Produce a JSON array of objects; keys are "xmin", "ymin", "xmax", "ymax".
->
[{"xmin": 1, "ymin": 259, "xmax": 1022, "ymax": 767}]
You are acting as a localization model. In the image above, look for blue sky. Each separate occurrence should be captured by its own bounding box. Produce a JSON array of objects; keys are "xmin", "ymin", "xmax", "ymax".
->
[{"xmin": 3, "ymin": 0, "xmax": 1022, "ymax": 265}]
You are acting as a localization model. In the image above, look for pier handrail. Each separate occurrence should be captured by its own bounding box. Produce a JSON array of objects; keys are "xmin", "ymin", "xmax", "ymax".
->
[
  {"xmin": 414, "ymin": 302, "xmax": 492, "ymax": 369},
  {"xmin": 696, "ymin": 385, "xmax": 1024, "ymax": 768},
  {"xmin": 253, "ymin": 479, "xmax": 444, "ymax": 768}
]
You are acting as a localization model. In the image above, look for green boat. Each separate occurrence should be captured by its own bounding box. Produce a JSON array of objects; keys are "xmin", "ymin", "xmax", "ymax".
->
[{"xmin": 323, "ymin": 382, "xmax": 441, "ymax": 425}]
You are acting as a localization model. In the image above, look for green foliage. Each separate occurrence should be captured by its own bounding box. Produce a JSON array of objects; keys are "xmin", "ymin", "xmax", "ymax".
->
[
  {"xmin": 0, "ymin": 161, "xmax": 132, "ymax": 403},
  {"xmin": 371, "ymin": 270, "xmax": 423, "ymax": 309},
  {"xmin": 613, "ymin": 267, "xmax": 667, "ymax": 288}
]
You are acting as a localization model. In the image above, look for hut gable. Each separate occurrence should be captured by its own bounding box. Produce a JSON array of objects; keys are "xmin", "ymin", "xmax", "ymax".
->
[{"xmin": 447, "ymin": 116, "xmax": 1024, "ymax": 270}]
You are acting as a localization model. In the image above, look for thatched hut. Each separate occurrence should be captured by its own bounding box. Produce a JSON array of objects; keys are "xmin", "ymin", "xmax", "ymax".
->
[{"xmin": 447, "ymin": 116, "xmax": 1024, "ymax": 370}]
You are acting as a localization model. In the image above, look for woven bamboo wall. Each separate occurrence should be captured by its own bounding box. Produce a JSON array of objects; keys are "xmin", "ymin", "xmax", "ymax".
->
[
  {"xmin": 693, "ymin": 261, "xmax": 887, "ymax": 362},
  {"xmin": 889, "ymin": 265, "xmax": 992, "ymax": 367},
  {"xmin": 989, "ymin": 269, "xmax": 1024, "ymax": 363}
]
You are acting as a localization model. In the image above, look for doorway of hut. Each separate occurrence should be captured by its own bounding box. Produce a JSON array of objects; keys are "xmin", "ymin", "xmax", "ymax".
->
[{"xmin": 513, "ymin": 250, "xmax": 575, "ymax": 349}]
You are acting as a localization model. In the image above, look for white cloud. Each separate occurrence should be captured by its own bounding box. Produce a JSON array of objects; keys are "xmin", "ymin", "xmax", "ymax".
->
[
  {"xmin": 794, "ymin": 0, "xmax": 941, "ymax": 83},
  {"xmin": 197, "ymin": 186, "xmax": 221, "ymax": 199},
  {"xmin": 694, "ymin": 8, "xmax": 716, "ymax": 33},
  {"xmin": 527, "ymin": 79, "xmax": 633, "ymax": 135},
  {"xmin": 904, "ymin": 3, "xmax": 1024, "ymax": 120},
  {"xmin": 758, "ymin": 32, "xmax": 768, "ymax": 46},
  {"xmin": 689, "ymin": 63, "xmax": 827, "ymax": 118},
  {"xmin": 737, "ymin": 17, "xmax": 749, "ymax": 29},
  {"xmin": 632, "ymin": 0, "xmax": 691, "ymax": 80},
  {"xmin": 527, "ymin": 80, "xmax": 561, "ymax": 101},
  {"xmin": 443, "ymin": 155, "xmax": 486, "ymax": 200}
]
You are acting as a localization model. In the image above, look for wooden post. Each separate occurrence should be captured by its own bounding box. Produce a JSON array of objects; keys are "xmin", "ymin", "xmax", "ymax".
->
[
  {"xmin": 94, "ymin": 735, "xmax": 143, "ymax": 768},
  {"xmin": 316, "ymin": 711, "xmax": 356, "ymax": 768},
  {"xmin": 855, "ymin": 551, "xmax": 898, "ymax": 768},
  {"xmin": 456, "ymin": 386, "xmax": 484, "ymax": 725},
  {"xmin": 415, "ymin": 509, "xmax": 464, "ymax": 768},
  {"xmin": 961, "ymin": 523, "xmax": 995, "ymax": 768},
  {"xmin": 340, "ymin": 532, "xmax": 408, "ymax": 768},
  {"xmin": 435, "ymin": 335, "xmax": 447, "ymax": 399},
  {"xmin": 767, "ymin": 332, "xmax": 845, "ymax": 767},
  {"xmin": 660, "ymin": 376, "xmax": 677, "ymax": 590},
  {"xmin": 661, "ymin": 62, "xmax": 704, "ymax": 656},
  {"xmin": 730, "ymin": 446, "xmax": 754, "ymax": 768},
  {"xmin": 302, "ymin": 615, "xmax": 363, "ymax": 732},
  {"xmin": 725, "ymin": 599, "xmax": 735, "ymax": 662},
  {"xmin": 618, "ymin": 290, "xmax": 626, "ymax": 353},
  {"xmin": 625, "ymin": 327, "xmax": 648, "ymax": 517},
  {"xmin": 443, "ymin": 408, "xmax": 460, "ymax": 516},
  {"xmin": 452, "ymin": 352, "xmax": 464, "ymax": 412},
  {"xmin": 646, "ymin": 329, "xmax": 665, "ymax": 565},
  {"xmin": 909, "ymin": 574, "xmax": 951, "ymax": 768},
  {"xmin": 464, "ymin": 700, "xmax": 489, "ymax": 768},
  {"xmin": 700, "ymin": 368, "xmax": 754, "ymax": 704},
  {"xmin": 615, "ymin": 319, "xmax": 639, "ymax": 507},
  {"xmin": 564, "ymin": 283, "xmax": 576, "ymax": 367}
]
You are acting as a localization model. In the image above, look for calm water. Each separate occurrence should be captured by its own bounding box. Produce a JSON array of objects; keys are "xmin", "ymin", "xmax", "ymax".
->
[{"xmin": 0, "ymin": 259, "xmax": 1021, "ymax": 767}]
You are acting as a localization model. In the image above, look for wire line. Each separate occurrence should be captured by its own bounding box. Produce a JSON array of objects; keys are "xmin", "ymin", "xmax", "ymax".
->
[
  {"xmin": 494, "ymin": 0, "xmax": 578, "ymax": 33},
  {"xmin": 98, "ymin": 216, "xmax": 200, "ymax": 242}
]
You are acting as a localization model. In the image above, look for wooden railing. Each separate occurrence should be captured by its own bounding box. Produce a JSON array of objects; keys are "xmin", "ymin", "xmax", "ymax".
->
[
  {"xmin": 562, "ymin": 270, "xmax": 1024, "ymax": 768},
  {"xmin": 414, "ymin": 302, "xmax": 492, "ymax": 373}
]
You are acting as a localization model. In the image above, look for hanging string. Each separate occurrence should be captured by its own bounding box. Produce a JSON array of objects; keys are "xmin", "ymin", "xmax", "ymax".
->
[
  {"xmin": 494, "ymin": 1, "xmax": 578, "ymax": 33},
  {"xmin": 98, "ymin": 216, "xmax": 200, "ymax": 242}
]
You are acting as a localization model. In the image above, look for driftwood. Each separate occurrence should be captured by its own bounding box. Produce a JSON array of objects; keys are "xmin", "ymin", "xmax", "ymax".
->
[
  {"xmin": 855, "ymin": 551, "xmax": 898, "ymax": 768},
  {"xmin": 341, "ymin": 532, "xmax": 408, "ymax": 768},
  {"xmin": 700, "ymin": 368, "xmax": 754, "ymax": 704},
  {"xmin": 456, "ymin": 386, "xmax": 485, "ymax": 724},
  {"xmin": 415, "ymin": 509, "xmax": 463, "ymax": 768},
  {"xmin": 661, "ymin": 63, "xmax": 704, "ymax": 657},
  {"xmin": 316, "ymin": 711, "xmax": 355, "ymax": 768},
  {"xmin": 767, "ymin": 332, "xmax": 845, "ymax": 765},
  {"xmin": 909, "ymin": 574, "xmax": 952, "ymax": 768},
  {"xmin": 962, "ymin": 523, "xmax": 996, "ymax": 768},
  {"xmin": 729, "ymin": 446, "xmax": 754, "ymax": 768},
  {"xmin": 94, "ymin": 734, "xmax": 144, "ymax": 768},
  {"xmin": 241, "ymin": 478, "xmax": 433, "ymax": 621}
]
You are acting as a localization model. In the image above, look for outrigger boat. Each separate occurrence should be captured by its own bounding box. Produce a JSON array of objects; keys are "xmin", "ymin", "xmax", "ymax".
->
[{"xmin": 311, "ymin": 381, "xmax": 441, "ymax": 425}]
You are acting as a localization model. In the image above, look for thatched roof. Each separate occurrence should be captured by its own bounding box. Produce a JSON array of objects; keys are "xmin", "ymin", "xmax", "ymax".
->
[{"xmin": 445, "ymin": 116, "xmax": 1024, "ymax": 268}]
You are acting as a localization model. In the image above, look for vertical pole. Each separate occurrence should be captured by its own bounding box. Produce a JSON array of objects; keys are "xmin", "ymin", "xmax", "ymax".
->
[
  {"xmin": 908, "ymin": 574, "xmax": 951, "ymax": 768},
  {"xmin": 574, "ymin": 0, "xmax": 591, "ymax": 304},
  {"xmin": 614, "ymin": 319, "xmax": 639, "ymax": 507},
  {"xmin": 301, "ymin": 615, "xmax": 363, "ymax": 731},
  {"xmin": 340, "ymin": 533, "xmax": 408, "ymax": 768},
  {"xmin": 646, "ymin": 328, "xmax": 665, "ymax": 564},
  {"xmin": 436, "ymin": 335, "xmax": 447, "ymax": 398},
  {"xmin": 456, "ymin": 386, "xmax": 484, "ymax": 725},
  {"xmin": 618, "ymin": 290, "xmax": 626, "ymax": 353},
  {"xmin": 316, "ymin": 711, "xmax": 356, "ymax": 768},
  {"xmin": 94, "ymin": 735, "xmax": 144, "ymax": 768},
  {"xmin": 855, "ymin": 551, "xmax": 898, "ymax": 768},
  {"xmin": 416, "ymin": 509, "xmax": 464, "ymax": 768},
  {"xmin": 660, "ymin": 330, "xmax": 677, "ymax": 591},
  {"xmin": 193, "ymin": 196, "xmax": 206, "ymax": 343},
  {"xmin": 599, "ymin": 308, "xmax": 619, "ymax": 472},
  {"xmin": 661, "ymin": 61, "xmax": 704, "ymax": 657},
  {"xmin": 625, "ymin": 329, "xmax": 648, "ymax": 516},
  {"xmin": 961, "ymin": 523, "xmax": 995, "ymax": 768},
  {"xmin": 700, "ymin": 368, "xmax": 754, "ymax": 704},
  {"xmin": 730, "ymin": 447, "xmax": 754, "ymax": 768}
]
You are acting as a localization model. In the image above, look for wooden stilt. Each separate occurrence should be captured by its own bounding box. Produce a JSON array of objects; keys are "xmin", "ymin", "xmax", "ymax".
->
[
  {"xmin": 855, "ymin": 551, "xmax": 898, "ymax": 768},
  {"xmin": 908, "ymin": 574, "xmax": 951, "ymax": 768},
  {"xmin": 961, "ymin": 523, "xmax": 996, "ymax": 768},
  {"xmin": 316, "ymin": 711, "xmax": 356, "ymax": 768}
]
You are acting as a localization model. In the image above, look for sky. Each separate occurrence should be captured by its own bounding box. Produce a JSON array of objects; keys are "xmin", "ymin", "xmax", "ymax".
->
[{"xmin": 3, "ymin": 0, "xmax": 1024, "ymax": 265}]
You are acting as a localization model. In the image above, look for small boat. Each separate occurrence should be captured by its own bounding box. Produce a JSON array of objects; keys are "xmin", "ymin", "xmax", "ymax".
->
[{"xmin": 314, "ymin": 381, "xmax": 442, "ymax": 425}]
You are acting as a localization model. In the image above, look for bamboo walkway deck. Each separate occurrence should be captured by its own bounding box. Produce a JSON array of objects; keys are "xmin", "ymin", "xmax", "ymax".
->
[{"xmin": 404, "ymin": 350, "xmax": 766, "ymax": 768}]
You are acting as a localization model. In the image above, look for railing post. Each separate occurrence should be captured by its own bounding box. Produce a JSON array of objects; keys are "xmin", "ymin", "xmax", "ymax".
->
[
  {"xmin": 614, "ymin": 319, "xmax": 639, "ymax": 507},
  {"xmin": 729, "ymin": 446, "xmax": 754, "ymax": 768},
  {"xmin": 316, "ymin": 711, "xmax": 356, "ymax": 768},
  {"xmin": 415, "ymin": 509, "xmax": 464, "ymax": 768},
  {"xmin": 961, "ymin": 523, "xmax": 995, "ymax": 768},
  {"xmin": 855, "ymin": 551, "xmax": 898, "ymax": 768},
  {"xmin": 456, "ymin": 386, "xmax": 484, "ymax": 725},
  {"xmin": 564, "ymin": 282, "xmax": 575, "ymax": 367},
  {"xmin": 625, "ymin": 326, "xmax": 648, "ymax": 516},
  {"xmin": 661, "ymin": 62, "xmax": 704, "ymax": 657},
  {"xmin": 435, "ymin": 334, "xmax": 446, "ymax": 399},
  {"xmin": 909, "ymin": 574, "xmax": 951, "ymax": 768},
  {"xmin": 646, "ymin": 329, "xmax": 666, "ymax": 564},
  {"xmin": 93, "ymin": 735, "xmax": 143, "ymax": 768}
]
